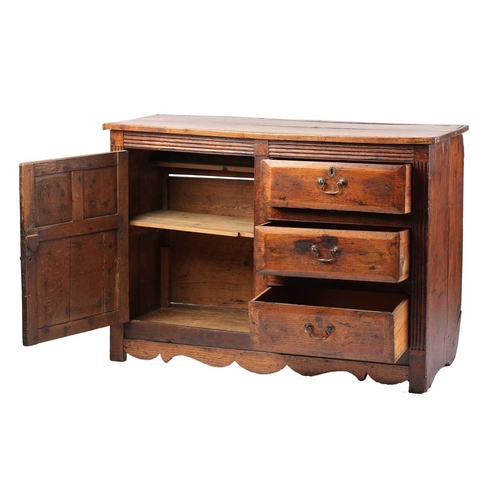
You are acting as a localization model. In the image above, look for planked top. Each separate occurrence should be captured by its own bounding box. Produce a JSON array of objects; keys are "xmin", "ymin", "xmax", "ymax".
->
[{"xmin": 103, "ymin": 114, "xmax": 468, "ymax": 144}]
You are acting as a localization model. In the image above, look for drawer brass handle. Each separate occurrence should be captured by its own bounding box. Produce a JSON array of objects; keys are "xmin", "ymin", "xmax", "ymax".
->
[
  {"xmin": 304, "ymin": 323, "xmax": 335, "ymax": 340},
  {"xmin": 317, "ymin": 166, "xmax": 348, "ymax": 195},
  {"xmin": 310, "ymin": 244, "xmax": 341, "ymax": 263}
]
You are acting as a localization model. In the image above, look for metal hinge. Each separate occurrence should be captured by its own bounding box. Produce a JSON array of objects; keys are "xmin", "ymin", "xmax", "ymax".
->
[{"xmin": 26, "ymin": 233, "xmax": 40, "ymax": 253}]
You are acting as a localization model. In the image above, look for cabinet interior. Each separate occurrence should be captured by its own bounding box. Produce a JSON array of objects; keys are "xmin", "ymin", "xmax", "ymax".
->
[{"xmin": 128, "ymin": 150, "xmax": 255, "ymax": 333}]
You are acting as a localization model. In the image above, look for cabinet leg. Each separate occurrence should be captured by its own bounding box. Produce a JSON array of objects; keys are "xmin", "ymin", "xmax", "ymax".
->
[
  {"xmin": 445, "ymin": 311, "xmax": 461, "ymax": 367},
  {"xmin": 110, "ymin": 323, "xmax": 127, "ymax": 362},
  {"xmin": 409, "ymin": 350, "xmax": 428, "ymax": 394}
]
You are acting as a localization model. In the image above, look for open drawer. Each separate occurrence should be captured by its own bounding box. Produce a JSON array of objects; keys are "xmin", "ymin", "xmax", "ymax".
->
[
  {"xmin": 249, "ymin": 287, "xmax": 409, "ymax": 363},
  {"xmin": 255, "ymin": 224, "xmax": 410, "ymax": 283}
]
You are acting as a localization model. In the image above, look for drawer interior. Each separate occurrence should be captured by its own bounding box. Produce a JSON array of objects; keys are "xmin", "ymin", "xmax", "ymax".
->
[
  {"xmin": 250, "ymin": 286, "xmax": 409, "ymax": 363},
  {"xmin": 253, "ymin": 286, "xmax": 407, "ymax": 313},
  {"xmin": 260, "ymin": 220, "xmax": 408, "ymax": 233}
]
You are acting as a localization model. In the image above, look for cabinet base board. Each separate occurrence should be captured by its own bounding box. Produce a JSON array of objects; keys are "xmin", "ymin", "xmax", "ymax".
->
[{"xmin": 123, "ymin": 339, "xmax": 410, "ymax": 387}]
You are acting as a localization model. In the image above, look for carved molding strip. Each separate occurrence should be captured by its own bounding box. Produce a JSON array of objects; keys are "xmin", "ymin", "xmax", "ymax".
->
[
  {"xmin": 124, "ymin": 340, "xmax": 409, "ymax": 386},
  {"xmin": 123, "ymin": 132, "xmax": 255, "ymax": 156},
  {"xmin": 269, "ymin": 141, "xmax": 414, "ymax": 163},
  {"xmin": 410, "ymin": 161, "xmax": 428, "ymax": 351}
]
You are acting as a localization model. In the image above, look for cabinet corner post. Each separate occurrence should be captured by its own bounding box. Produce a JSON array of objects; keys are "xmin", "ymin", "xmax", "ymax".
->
[
  {"xmin": 110, "ymin": 130, "xmax": 124, "ymax": 152},
  {"xmin": 110, "ymin": 323, "xmax": 127, "ymax": 362}
]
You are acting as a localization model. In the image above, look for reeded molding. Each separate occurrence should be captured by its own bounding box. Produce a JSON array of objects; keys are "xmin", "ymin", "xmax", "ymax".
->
[
  {"xmin": 123, "ymin": 132, "xmax": 255, "ymax": 156},
  {"xmin": 269, "ymin": 141, "xmax": 414, "ymax": 163},
  {"xmin": 410, "ymin": 161, "xmax": 429, "ymax": 351}
]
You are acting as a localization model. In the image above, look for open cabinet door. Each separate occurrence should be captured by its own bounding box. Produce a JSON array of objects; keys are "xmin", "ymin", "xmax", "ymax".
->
[{"xmin": 20, "ymin": 151, "xmax": 128, "ymax": 346}]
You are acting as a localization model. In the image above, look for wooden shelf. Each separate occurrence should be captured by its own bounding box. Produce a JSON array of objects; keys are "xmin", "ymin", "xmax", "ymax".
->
[
  {"xmin": 130, "ymin": 210, "xmax": 254, "ymax": 238},
  {"xmin": 136, "ymin": 304, "xmax": 250, "ymax": 333},
  {"xmin": 153, "ymin": 160, "xmax": 254, "ymax": 175}
]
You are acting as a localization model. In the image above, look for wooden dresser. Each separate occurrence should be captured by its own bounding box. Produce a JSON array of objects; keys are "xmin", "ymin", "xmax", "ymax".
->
[{"xmin": 19, "ymin": 115, "xmax": 468, "ymax": 393}]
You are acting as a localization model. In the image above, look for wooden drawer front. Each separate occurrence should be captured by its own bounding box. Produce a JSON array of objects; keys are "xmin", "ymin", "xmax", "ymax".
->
[
  {"xmin": 255, "ymin": 225, "xmax": 410, "ymax": 283},
  {"xmin": 249, "ymin": 287, "xmax": 409, "ymax": 363},
  {"xmin": 262, "ymin": 159, "xmax": 411, "ymax": 214}
]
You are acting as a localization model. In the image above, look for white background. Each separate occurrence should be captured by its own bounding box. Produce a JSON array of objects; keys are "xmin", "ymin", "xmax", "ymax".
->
[{"xmin": 1, "ymin": 1, "xmax": 498, "ymax": 498}]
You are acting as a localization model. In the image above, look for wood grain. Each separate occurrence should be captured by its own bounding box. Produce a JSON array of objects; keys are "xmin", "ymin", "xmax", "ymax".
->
[
  {"xmin": 421, "ymin": 140, "xmax": 450, "ymax": 390},
  {"xmin": 71, "ymin": 170, "xmax": 84, "ymax": 221},
  {"xmin": 160, "ymin": 247, "xmax": 170, "ymax": 309},
  {"xmin": 103, "ymin": 114, "xmax": 468, "ymax": 144},
  {"xmin": 268, "ymin": 141, "xmax": 415, "ymax": 162},
  {"xmin": 408, "ymin": 138, "xmax": 464, "ymax": 393},
  {"xmin": 32, "ymin": 153, "xmax": 118, "ymax": 176},
  {"xmin": 130, "ymin": 210, "xmax": 254, "ymax": 238},
  {"xmin": 34, "ymin": 173, "xmax": 72, "ymax": 226},
  {"xmin": 126, "ymin": 310, "xmax": 251, "ymax": 351},
  {"xmin": 170, "ymin": 232, "xmax": 254, "ymax": 309},
  {"xmin": 20, "ymin": 152, "xmax": 127, "ymax": 345},
  {"xmin": 20, "ymin": 162, "xmax": 38, "ymax": 345},
  {"xmin": 153, "ymin": 160, "xmax": 254, "ymax": 176},
  {"xmin": 253, "ymin": 142, "xmax": 269, "ymax": 297},
  {"xmin": 128, "ymin": 229, "xmax": 162, "ymax": 319},
  {"xmin": 445, "ymin": 135, "xmax": 464, "ymax": 366},
  {"xmin": 116, "ymin": 150, "xmax": 129, "ymax": 324},
  {"xmin": 70, "ymin": 231, "xmax": 117, "ymax": 321},
  {"xmin": 36, "ymin": 215, "xmax": 119, "ymax": 242},
  {"xmin": 122, "ymin": 132, "xmax": 255, "ymax": 155},
  {"xmin": 110, "ymin": 323, "xmax": 127, "ymax": 362},
  {"xmin": 249, "ymin": 287, "xmax": 408, "ymax": 363},
  {"xmin": 266, "ymin": 207, "xmax": 412, "ymax": 228},
  {"xmin": 127, "ymin": 149, "xmax": 163, "ymax": 319},
  {"xmin": 39, "ymin": 311, "xmax": 120, "ymax": 343},
  {"xmin": 128, "ymin": 149, "xmax": 162, "ymax": 218},
  {"xmin": 19, "ymin": 114, "xmax": 467, "ymax": 393},
  {"xmin": 255, "ymin": 225, "xmax": 410, "ymax": 283},
  {"xmin": 262, "ymin": 159, "xmax": 411, "ymax": 214},
  {"xmin": 168, "ymin": 175, "xmax": 254, "ymax": 218},
  {"xmin": 409, "ymin": 156, "xmax": 429, "ymax": 353},
  {"xmin": 110, "ymin": 130, "xmax": 124, "ymax": 151},
  {"xmin": 394, "ymin": 299, "xmax": 410, "ymax": 362},
  {"xmin": 83, "ymin": 166, "xmax": 117, "ymax": 219},
  {"xmin": 123, "ymin": 339, "xmax": 410, "ymax": 385},
  {"xmin": 135, "ymin": 304, "xmax": 249, "ymax": 333},
  {"xmin": 36, "ymin": 238, "xmax": 71, "ymax": 328}
]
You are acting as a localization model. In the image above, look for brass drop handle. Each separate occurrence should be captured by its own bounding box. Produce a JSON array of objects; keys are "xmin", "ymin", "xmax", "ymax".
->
[
  {"xmin": 317, "ymin": 166, "xmax": 348, "ymax": 195},
  {"xmin": 304, "ymin": 323, "xmax": 336, "ymax": 340},
  {"xmin": 310, "ymin": 244, "xmax": 340, "ymax": 263}
]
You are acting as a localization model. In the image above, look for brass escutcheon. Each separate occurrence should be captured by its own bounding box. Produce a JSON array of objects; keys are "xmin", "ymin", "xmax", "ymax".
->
[{"xmin": 317, "ymin": 165, "xmax": 348, "ymax": 195}]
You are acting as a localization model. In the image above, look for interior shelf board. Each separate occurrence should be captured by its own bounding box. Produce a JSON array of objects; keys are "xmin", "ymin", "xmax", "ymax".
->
[
  {"xmin": 130, "ymin": 210, "xmax": 254, "ymax": 238},
  {"xmin": 136, "ymin": 304, "xmax": 250, "ymax": 333},
  {"xmin": 152, "ymin": 160, "xmax": 254, "ymax": 174}
]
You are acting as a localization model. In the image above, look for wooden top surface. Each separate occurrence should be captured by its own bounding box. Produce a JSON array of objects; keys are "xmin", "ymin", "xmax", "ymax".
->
[{"xmin": 103, "ymin": 114, "xmax": 468, "ymax": 144}]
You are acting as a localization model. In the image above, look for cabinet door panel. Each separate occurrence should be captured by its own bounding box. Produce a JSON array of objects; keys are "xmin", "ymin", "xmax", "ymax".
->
[
  {"xmin": 36, "ymin": 238, "xmax": 71, "ymax": 328},
  {"xmin": 20, "ymin": 151, "xmax": 128, "ymax": 346},
  {"xmin": 34, "ymin": 173, "xmax": 73, "ymax": 226}
]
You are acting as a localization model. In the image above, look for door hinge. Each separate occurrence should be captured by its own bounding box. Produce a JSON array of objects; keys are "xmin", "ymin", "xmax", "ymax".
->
[{"xmin": 26, "ymin": 233, "xmax": 40, "ymax": 252}]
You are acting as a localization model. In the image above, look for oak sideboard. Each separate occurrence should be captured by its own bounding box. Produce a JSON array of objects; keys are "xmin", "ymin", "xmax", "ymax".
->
[{"xmin": 19, "ymin": 115, "xmax": 468, "ymax": 393}]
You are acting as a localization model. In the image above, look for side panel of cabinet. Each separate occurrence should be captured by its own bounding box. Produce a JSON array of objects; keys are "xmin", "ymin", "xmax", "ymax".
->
[{"xmin": 20, "ymin": 151, "xmax": 128, "ymax": 346}]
